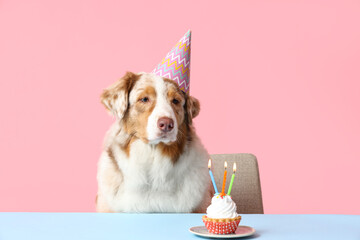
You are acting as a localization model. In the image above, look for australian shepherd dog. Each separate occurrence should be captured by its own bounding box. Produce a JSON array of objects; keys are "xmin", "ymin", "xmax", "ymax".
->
[{"xmin": 96, "ymin": 72, "xmax": 213, "ymax": 213}]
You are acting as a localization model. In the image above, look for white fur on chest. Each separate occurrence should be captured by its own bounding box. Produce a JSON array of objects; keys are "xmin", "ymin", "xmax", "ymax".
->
[{"xmin": 99, "ymin": 128, "xmax": 210, "ymax": 213}]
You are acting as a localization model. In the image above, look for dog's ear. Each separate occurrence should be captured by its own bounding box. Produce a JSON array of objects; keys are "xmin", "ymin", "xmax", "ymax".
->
[
  {"xmin": 100, "ymin": 71, "xmax": 139, "ymax": 120},
  {"xmin": 185, "ymin": 94, "xmax": 200, "ymax": 124}
]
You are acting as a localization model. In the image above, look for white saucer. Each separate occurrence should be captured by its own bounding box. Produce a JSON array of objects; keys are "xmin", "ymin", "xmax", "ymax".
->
[{"xmin": 189, "ymin": 225, "xmax": 256, "ymax": 238}]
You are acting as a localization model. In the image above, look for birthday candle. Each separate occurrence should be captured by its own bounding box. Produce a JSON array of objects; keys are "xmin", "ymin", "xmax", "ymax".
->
[
  {"xmin": 221, "ymin": 161, "xmax": 227, "ymax": 196},
  {"xmin": 227, "ymin": 163, "xmax": 237, "ymax": 196},
  {"xmin": 208, "ymin": 159, "xmax": 219, "ymax": 194}
]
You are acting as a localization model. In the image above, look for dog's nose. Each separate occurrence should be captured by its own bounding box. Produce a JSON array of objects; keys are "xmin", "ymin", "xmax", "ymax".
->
[{"xmin": 157, "ymin": 117, "xmax": 174, "ymax": 133}]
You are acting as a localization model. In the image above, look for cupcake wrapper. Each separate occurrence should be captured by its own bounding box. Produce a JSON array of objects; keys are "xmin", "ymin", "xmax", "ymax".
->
[{"xmin": 202, "ymin": 215, "xmax": 241, "ymax": 234}]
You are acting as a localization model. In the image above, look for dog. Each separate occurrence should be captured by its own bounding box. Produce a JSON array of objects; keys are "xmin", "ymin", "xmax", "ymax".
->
[{"xmin": 96, "ymin": 71, "xmax": 213, "ymax": 213}]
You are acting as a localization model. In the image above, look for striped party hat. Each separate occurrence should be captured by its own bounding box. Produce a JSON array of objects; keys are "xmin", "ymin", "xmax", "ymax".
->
[{"xmin": 152, "ymin": 30, "xmax": 191, "ymax": 93}]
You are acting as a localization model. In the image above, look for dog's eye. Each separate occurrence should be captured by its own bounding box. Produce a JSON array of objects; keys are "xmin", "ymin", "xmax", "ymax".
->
[
  {"xmin": 140, "ymin": 97, "xmax": 149, "ymax": 103},
  {"xmin": 172, "ymin": 99, "xmax": 180, "ymax": 105}
]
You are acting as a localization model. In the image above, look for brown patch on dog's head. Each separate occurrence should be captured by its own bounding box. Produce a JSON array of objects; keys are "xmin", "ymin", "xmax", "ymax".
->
[
  {"xmin": 123, "ymin": 83, "xmax": 157, "ymax": 143},
  {"xmin": 100, "ymin": 71, "xmax": 140, "ymax": 119},
  {"xmin": 164, "ymin": 78, "xmax": 186, "ymax": 127},
  {"xmin": 163, "ymin": 78, "xmax": 200, "ymax": 125}
]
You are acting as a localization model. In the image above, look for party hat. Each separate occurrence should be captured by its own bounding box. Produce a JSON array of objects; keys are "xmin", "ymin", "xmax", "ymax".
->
[{"xmin": 152, "ymin": 30, "xmax": 191, "ymax": 93}]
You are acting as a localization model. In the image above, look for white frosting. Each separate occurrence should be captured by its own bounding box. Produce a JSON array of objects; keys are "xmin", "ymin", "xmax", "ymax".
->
[{"xmin": 206, "ymin": 195, "xmax": 238, "ymax": 219}]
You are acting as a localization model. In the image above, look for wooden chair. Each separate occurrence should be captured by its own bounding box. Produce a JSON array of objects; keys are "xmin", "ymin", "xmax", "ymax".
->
[{"xmin": 210, "ymin": 153, "xmax": 264, "ymax": 214}]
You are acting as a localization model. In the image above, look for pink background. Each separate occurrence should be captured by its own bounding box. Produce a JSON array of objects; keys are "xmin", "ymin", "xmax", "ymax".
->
[{"xmin": 1, "ymin": 0, "xmax": 359, "ymax": 214}]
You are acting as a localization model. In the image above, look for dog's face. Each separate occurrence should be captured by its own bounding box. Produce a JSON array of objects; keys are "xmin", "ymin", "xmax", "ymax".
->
[{"xmin": 101, "ymin": 72, "xmax": 200, "ymax": 144}]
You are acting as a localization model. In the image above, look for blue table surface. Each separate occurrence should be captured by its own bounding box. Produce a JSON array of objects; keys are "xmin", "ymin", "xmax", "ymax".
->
[{"xmin": 0, "ymin": 213, "xmax": 359, "ymax": 240}]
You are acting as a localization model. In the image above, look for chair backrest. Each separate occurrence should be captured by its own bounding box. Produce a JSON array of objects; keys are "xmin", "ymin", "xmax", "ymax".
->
[{"xmin": 210, "ymin": 153, "xmax": 264, "ymax": 214}]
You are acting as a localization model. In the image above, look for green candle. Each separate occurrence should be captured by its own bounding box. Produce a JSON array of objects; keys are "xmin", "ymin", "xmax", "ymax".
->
[{"xmin": 227, "ymin": 163, "xmax": 236, "ymax": 195}]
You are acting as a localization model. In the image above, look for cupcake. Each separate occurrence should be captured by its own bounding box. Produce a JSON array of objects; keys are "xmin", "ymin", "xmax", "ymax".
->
[{"xmin": 202, "ymin": 194, "xmax": 241, "ymax": 234}]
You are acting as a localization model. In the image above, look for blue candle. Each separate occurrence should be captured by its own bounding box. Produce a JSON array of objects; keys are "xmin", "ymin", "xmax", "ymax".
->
[{"xmin": 208, "ymin": 159, "xmax": 219, "ymax": 194}]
